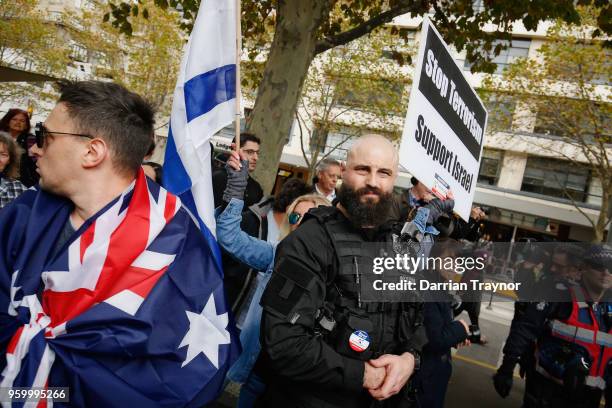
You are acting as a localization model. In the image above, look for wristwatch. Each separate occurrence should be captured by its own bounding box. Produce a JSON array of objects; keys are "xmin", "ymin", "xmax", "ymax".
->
[{"xmin": 407, "ymin": 349, "xmax": 421, "ymax": 371}]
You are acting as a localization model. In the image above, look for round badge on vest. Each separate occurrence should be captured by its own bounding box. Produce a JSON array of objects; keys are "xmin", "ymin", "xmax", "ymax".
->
[{"xmin": 349, "ymin": 330, "xmax": 371, "ymax": 352}]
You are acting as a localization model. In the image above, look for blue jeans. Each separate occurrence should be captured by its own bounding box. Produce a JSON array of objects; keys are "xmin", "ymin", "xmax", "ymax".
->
[
  {"xmin": 226, "ymin": 272, "xmax": 271, "ymax": 383},
  {"xmin": 237, "ymin": 372, "xmax": 266, "ymax": 408}
]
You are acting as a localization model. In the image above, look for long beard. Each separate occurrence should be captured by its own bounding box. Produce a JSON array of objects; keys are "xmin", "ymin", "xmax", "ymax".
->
[{"xmin": 337, "ymin": 183, "xmax": 393, "ymax": 228}]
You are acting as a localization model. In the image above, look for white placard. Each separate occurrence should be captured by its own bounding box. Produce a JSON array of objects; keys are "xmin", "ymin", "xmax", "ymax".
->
[{"xmin": 399, "ymin": 16, "xmax": 488, "ymax": 221}]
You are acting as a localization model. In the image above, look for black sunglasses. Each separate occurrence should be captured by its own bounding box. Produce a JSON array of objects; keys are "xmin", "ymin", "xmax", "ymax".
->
[{"xmin": 34, "ymin": 122, "xmax": 93, "ymax": 148}]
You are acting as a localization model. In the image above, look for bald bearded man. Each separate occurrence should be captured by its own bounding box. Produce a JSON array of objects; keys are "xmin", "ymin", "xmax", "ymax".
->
[{"xmin": 256, "ymin": 135, "xmax": 435, "ymax": 408}]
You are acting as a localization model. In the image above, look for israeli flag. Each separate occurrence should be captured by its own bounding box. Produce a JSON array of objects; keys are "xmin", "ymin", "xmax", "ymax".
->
[{"xmin": 163, "ymin": 0, "xmax": 237, "ymax": 246}]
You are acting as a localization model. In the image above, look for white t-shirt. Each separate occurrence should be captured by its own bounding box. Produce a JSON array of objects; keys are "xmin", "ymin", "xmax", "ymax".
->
[
  {"xmin": 267, "ymin": 209, "xmax": 280, "ymax": 244},
  {"xmin": 315, "ymin": 184, "xmax": 336, "ymax": 202}
]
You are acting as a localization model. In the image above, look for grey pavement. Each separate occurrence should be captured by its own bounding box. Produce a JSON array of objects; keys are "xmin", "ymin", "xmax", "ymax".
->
[{"xmin": 447, "ymin": 298, "xmax": 525, "ymax": 407}]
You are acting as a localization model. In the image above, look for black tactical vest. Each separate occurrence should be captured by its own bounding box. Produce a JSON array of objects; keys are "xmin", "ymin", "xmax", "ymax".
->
[{"xmin": 305, "ymin": 207, "xmax": 426, "ymax": 361}]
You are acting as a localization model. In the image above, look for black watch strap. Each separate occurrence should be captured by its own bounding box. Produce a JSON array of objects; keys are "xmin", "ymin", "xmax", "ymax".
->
[{"xmin": 407, "ymin": 349, "xmax": 421, "ymax": 371}]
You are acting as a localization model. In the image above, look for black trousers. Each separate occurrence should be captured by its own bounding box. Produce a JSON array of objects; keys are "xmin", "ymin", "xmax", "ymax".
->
[
  {"xmin": 523, "ymin": 371, "xmax": 604, "ymax": 408},
  {"xmin": 453, "ymin": 301, "xmax": 481, "ymax": 327}
]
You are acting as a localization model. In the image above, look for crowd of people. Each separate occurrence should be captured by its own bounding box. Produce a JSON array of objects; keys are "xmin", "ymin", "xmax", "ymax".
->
[{"xmin": 0, "ymin": 80, "xmax": 609, "ymax": 408}]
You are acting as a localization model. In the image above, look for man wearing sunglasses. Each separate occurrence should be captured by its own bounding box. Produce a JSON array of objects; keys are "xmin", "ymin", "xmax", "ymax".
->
[
  {"xmin": 495, "ymin": 245, "xmax": 612, "ymax": 408},
  {"xmin": 0, "ymin": 80, "xmax": 238, "ymax": 406}
]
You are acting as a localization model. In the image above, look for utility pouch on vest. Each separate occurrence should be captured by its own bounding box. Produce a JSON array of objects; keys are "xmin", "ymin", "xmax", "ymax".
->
[
  {"xmin": 539, "ymin": 341, "xmax": 591, "ymax": 386},
  {"xmin": 261, "ymin": 257, "xmax": 317, "ymax": 324},
  {"xmin": 329, "ymin": 308, "xmax": 374, "ymax": 361},
  {"xmin": 314, "ymin": 302, "xmax": 336, "ymax": 334},
  {"xmin": 398, "ymin": 303, "xmax": 427, "ymax": 351},
  {"xmin": 562, "ymin": 353, "xmax": 590, "ymax": 397}
]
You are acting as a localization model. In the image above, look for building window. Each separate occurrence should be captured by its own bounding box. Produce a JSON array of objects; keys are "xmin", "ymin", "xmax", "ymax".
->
[
  {"xmin": 553, "ymin": 44, "xmax": 611, "ymax": 85},
  {"xmin": 310, "ymin": 126, "xmax": 363, "ymax": 161},
  {"xmin": 534, "ymin": 100, "xmax": 611, "ymax": 139},
  {"xmin": 521, "ymin": 157, "xmax": 590, "ymax": 202},
  {"xmin": 324, "ymin": 128, "xmax": 359, "ymax": 159},
  {"xmin": 21, "ymin": 58, "xmax": 34, "ymax": 71},
  {"xmin": 47, "ymin": 10, "xmax": 62, "ymax": 21},
  {"xmin": 70, "ymin": 42, "xmax": 88, "ymax": 63},
  {"xmin": 472, "ymin": 0, "xmax": 486, "ymax": 13},
  {"xmin": 478, "ymin": 149, "xmax": 503, "ymax": 186},
  {"xmin": 464, "ymin": 38, "xmax": 531, "ymax": 74},
  {"xmin": 309, "ymin": 126, "xmax": 328, "ymax": 155},
  {"xmin": 334, "ymin": 78, "xmax": 405, "ymax": 114},
  {"xmin": 482, "ymin": 92, "xmax": 516, "ymax": 131}
]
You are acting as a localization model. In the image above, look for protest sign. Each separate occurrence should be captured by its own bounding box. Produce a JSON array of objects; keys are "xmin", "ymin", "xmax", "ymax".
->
[{"xmin": 399, "ymin": 16, "xmax": 488, "ymax": 220}]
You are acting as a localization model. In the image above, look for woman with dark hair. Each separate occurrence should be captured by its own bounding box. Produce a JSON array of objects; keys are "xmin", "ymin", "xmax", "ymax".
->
[
  {"xmin": 0, "ymin": 131, "xmax": 28, "ymax": 209},
  {"xmin": 0, "ymin": 109, "xmax": 39, "ymax": 187},
  {"xmin": 142, "ymin": 161, "xmax": 163, "ymax": 183}
]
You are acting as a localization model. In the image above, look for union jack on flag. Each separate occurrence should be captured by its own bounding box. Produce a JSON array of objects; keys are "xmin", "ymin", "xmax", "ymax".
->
[{"xmin": 0, "ymin": 170, "xmax": 239, "ymax": 407}]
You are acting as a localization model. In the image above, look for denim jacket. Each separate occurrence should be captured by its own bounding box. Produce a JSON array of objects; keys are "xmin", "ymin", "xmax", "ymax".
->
[{"xmin": 216, "ymin": 198, "xmax": 277, "ymax": 383}]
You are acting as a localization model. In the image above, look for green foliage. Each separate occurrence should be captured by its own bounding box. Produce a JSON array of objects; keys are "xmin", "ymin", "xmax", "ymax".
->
[
  {"xmin": 0, "ymin": 0, "xmax": 72, "ymax": 107},
  {"xmin": 296, "ymin": 27, "xmax": 414, "ymax": 170},
  {"xmin": 74, "ymin": 0, "xmax": 184, "ymax": 119},
  {"xmin": 482, "ymin": 6, "xmax": 611, "ymax": 241},
  {"xmin": 107, "ymin": 0, "xmax": 611, "ymax": 74},
  {"xmin": 0, "ymin": 0, "xmax": 183, "ymax": 120},
  {"xmin": 103, "ymin": 0, "xmax": 612, "ymax": 223}
]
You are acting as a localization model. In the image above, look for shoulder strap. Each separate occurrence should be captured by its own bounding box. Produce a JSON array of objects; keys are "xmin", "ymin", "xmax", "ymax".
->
[
  {"xmin": 302, "ymin": 205, "xmax": 338, "ymax": 224},
  {"xmin": 570, "ymin": 283, "xmax": 590, "ymax": 309}
]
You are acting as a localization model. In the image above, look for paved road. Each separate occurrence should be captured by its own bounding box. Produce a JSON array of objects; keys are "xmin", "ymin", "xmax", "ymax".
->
[
  {"xmin": 447, "ymin": 298, "xmax": 525, "ymax": 408},
  {"xmin": 210, "ymin": 297, "xmax": 525, "ymax": 408}
]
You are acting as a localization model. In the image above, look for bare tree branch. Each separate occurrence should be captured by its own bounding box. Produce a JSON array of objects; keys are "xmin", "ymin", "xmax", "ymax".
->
[
  {"xmin": 315, "ymin": 2, "xmax": 413, "ymax": 55},
  {"xmin": 296, "ymin": 109, "xmax": 312, "ymax": 170}
]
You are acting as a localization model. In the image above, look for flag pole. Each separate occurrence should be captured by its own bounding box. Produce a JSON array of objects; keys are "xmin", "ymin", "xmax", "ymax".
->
[{"xmin": 234, "ymin": 0, "xmax": 242, "ymax": 151}]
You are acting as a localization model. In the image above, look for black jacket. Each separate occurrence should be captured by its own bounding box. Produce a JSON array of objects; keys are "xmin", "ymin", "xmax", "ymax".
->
[
  {"xmin": 16, "ymin": 133, "xmax": 39, "ymax": 187},
  {"xmin": 449, "ymin": 216, "xmax": 483, "ymax": 242},
  {"xmin": 256, "ymin": 207, "xmax": 425, "ymax": 408}
]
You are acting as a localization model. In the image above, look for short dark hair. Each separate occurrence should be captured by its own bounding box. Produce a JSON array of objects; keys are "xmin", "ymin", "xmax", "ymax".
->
[
  {"xmin": 410, "ymin": 176, "xmax": 419, "ymax": 186},
  {"xmin": 273, "ymin": 178, "xmax": 310, "ymax": 213},
  {"xmin": 145, "ymin": 139, "xmax": 156, "ymax": 157},
  {"xmin": 231, "ymin": 132, "xmax": 261, "ymax": 146},
  {"xmin": 142, "ymin": 161, "xmax": 163, "ymax": 183},
  {"xmin": 57, "ymin": 80, "xmax": 154, "ymax": 176},
  {"xmin": 554, "ymin": 243, "xmax": 583, "ymax": 267},
  {"xmin": 0, "ymin": 109, "xmax": 31, "ymax": 135}
]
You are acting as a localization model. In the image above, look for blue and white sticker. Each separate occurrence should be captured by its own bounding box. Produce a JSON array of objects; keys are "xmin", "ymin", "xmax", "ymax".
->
[{"xmin": 349, "ymin": 330, "xmax": 370, "ymax": 352}]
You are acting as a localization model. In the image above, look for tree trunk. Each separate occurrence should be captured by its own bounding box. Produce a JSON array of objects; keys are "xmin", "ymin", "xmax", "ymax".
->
[
  {"xmin": 594, "ymin": 188, "xmax": 611, "ymax": 243},
  {"xmin": 247, "ymin": 0, "xmax": 331, "ymax": 193}
]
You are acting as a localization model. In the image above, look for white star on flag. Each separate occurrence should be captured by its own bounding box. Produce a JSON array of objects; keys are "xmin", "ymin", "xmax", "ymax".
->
[
  {"xmin": 178, "ymin": 294, "xmax": 230, "ymax": 368},
  {"xmin": 9, "ymin": 270, "xmax": 21, "ymax": 316}
]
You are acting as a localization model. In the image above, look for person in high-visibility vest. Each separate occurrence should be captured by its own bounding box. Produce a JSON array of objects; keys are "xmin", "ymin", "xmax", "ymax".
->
[{"xmin": 494, "ymin": 244, "xmax": 612, "ymax": 408}]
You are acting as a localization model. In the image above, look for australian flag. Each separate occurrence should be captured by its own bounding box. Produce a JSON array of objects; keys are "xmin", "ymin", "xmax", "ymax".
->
[{"xmin": 0, "ymin": 170, "xmax": 240, "ymax": 407}]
